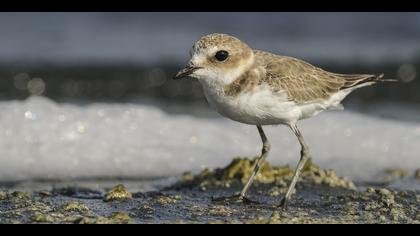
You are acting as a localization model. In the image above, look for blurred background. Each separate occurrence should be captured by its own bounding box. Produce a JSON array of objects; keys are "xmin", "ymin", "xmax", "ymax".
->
[{"xmin": 0, "ymin": 12, "xmax": 419, "ymax": 186}]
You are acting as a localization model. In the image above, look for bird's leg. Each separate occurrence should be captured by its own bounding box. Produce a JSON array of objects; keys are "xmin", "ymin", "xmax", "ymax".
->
[
  {"xmin": 212, "ymin": 125, "xmax": 270, "ymax": 205},
  {"xmin": 279, "ymin": 124, "xmax": 311, "ymax": 207},
  {"xmin": 240, "ymin": 125, "xmax": 271, "ymax": 198}
]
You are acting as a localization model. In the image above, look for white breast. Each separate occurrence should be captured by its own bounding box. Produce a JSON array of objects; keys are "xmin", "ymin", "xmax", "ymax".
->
[{"xmin": 202, "ymin": 83, "xmax": 304, "ymax": 126}]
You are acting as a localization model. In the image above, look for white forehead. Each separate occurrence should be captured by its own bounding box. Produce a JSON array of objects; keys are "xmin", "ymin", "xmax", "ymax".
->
[
  {"xmin": 190, "ymin": 44, "xmax": 224, "ymax": 66},
  {"xmin": 193, "ymin": 41, "xmax": 222, "ymax": 53}
]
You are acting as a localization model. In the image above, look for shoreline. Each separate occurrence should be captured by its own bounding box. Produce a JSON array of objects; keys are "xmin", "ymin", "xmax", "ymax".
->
[{"xmin": 1, "ymin": 158, "xmax": 419, "ymax": 224}]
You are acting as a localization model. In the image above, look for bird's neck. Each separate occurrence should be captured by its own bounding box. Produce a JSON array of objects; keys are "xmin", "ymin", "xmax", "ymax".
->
[{"xmin": 198, "ymin": 54, "xmax": 256, "ymax": 96}]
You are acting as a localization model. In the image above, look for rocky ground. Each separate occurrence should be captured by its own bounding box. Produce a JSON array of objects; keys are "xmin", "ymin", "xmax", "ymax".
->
[{"xmin": 0, "ymin": 158, "xmax": 419, "ymax": 224}]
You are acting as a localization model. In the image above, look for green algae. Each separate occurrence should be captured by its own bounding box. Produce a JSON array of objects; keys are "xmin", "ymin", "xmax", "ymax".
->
[
  {"xmin": 108, "ymin": 212, "xmax": 133, "ymax": 224},
  {"xmin": 155, "ymin": 195, "xmax": 181, "ymax": 205},
  {"xmin": 74, "ymin": 214, "xmax": 132, "ymax": 224},
  {"xmin": 377, "ymin": 168, "xmax": 412, "ymax": 184},
  {"xmin": 11, "ymin": 191, "xmax": 30, "ymax": 200},
  {"xmin": 0, "ymin": 191, "xmax": 7, "ymax": 201},
  {"xmin": 415, "ymin": 169, "xmax": 420, "ymax": 180},
  {"xmin": 61, "ymin": 201, "xmax": 90, "ymax": 213},
  {"xmin": 264, "ymin": 187, "xmax": 419, "ymax": 224},
  {"xmin": 384, "ymin": 168, "xmax": 410, "ymax": 179},
  {"xmin": 0, "ymin": 189, "xmax": 137, "ymax": 224},
  {"xmin": 181, "ymin": 157, "xmax": 356, "ymax": 191},
  {"xmin": 103, "ymin": 184, "xmax": 132, "ymax": 202},
  {"xmin": 78, "ymin": 212, "xmax": 133, "ymax": 224},
  {"xmin": 181, "ymin": 157, "xmax": 294, "ymax": 190}
]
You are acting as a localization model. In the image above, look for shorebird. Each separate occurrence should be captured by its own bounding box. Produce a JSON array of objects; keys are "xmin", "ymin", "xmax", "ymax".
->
[{"xmin": 173, "ymin": 33, "xmax": 394, "ymax": 206}]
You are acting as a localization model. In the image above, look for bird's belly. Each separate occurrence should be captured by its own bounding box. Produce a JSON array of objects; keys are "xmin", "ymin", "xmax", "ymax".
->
[{"xmin": 204, "ymin": 88, "xmax": 302, "ymax": 125}]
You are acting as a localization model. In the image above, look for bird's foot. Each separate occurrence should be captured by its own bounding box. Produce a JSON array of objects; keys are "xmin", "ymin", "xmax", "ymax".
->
[
  {"xmin": 211, "ymin": 194, "xmax": 261, "ymax": 205},
  {"xmin": 277, "ymin": 197, "xmax": 289, "ymax": 209}
]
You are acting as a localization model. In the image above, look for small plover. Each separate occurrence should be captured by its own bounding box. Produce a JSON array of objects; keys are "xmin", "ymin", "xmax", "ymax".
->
[{"xmin": 173, "ymin": 33, "xmax": 394, "ymax": 206}]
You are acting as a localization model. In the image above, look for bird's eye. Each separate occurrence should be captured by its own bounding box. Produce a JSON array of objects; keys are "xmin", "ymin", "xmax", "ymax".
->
[{"xmin": 215, "ymin": 50, "xmax": 229, "ymax": 61}]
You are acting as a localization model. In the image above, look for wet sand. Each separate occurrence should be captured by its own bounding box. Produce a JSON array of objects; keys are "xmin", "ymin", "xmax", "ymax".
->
[{"xmin": 0, "ymin": 158, "xmax": 419, "ymax": 224}]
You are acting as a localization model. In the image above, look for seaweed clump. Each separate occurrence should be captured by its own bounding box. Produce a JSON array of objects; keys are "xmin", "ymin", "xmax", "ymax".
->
[
  {"xmin": 61, "ymin": 201, "xmax": 90, "ymax": 213},
  {"xmin": 103, "ymin": 184, "xmax": 132, "ymax": 202},
  {"xmin": 0, "ymin": 191, "xmax": 7, "ymax": 201},
  {"xmin": 180, "ymin": 157, "xmax": 356, "ymax": 191},
  {"xmin": 415, "ymin": 169, "xmax": 420, "ymax": 180},
  {"xmin": 0, "ymin": 189, "xmax": 136, "ymax": 224}
]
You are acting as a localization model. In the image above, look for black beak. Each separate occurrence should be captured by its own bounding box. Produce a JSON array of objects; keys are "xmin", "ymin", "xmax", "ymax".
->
[{"xmin": 173, "ymin": 65, "xmax": 202, "ymax": 80}]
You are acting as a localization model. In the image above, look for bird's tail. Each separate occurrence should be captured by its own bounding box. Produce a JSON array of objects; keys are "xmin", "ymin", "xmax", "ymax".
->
[
  {"xmin": 370, "ymin": 73, "xmax": 398, "ymax": 83},
  {"xmin": 340, "ymin": 73, "xmax": 397, "ymax": 90}
]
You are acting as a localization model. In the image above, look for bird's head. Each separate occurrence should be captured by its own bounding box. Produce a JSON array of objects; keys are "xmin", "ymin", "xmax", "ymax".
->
[{"xmin": 174, "ymin": 33, "xmax": 255, "ymax": 86}]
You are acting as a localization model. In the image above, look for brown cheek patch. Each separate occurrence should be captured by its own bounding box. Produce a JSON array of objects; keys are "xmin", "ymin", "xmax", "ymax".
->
[
  {"xmin": 223, "ymin": 69, "xmax": 263, "ymax": 97},
  {"xmin": 215, "ymin": 47, "xmax": 252, "ymax": 71}
]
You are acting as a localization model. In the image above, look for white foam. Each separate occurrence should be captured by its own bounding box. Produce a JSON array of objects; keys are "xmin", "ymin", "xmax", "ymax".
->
[{"xmin": 0, "ymin": 96, "xmax": 419, "ymax": 182}]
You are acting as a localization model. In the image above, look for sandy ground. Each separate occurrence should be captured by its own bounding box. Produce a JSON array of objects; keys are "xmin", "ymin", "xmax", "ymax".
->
[{"xmin": 0, "ymin": 158, "xmax": 419, "ymax": 224}]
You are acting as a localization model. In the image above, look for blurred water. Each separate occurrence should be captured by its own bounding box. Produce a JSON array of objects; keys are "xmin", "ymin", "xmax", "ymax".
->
[{"xmin": 0, "ymin": 12, "xmax": 419, "ymax": 64}]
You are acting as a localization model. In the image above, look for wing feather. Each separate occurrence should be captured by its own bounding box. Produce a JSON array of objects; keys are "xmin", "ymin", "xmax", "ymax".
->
[{"xmin": 255, "ymin": 50, "xmax": 382, "ymax": 104}]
